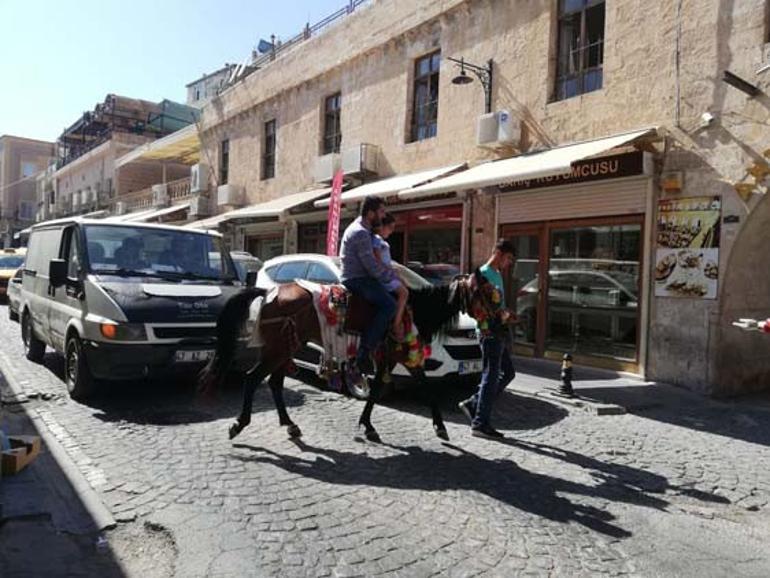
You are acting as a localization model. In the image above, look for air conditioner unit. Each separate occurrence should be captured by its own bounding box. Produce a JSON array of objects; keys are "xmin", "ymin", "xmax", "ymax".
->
[
  {"xmin": 313, "ymin": 153, "xmax": 341, "ymax": 183},
  {"xmin": 217, "ymin": 184, "xmax": 245, "ymax": 207},
  {"xmin": 342, "ymin": 144, "xmax": 379, "ymax": 177},
  {"xmin": 189, "ymin": 195, "xmax": 210, "ymax": 217},
  {"xmin": 115, "ymin": 201, "xmax": 127, "ymax": 215},
  {"xmin": 152, "ymin": 184, "xmax": 169, "ymax": 207},
  {"xmin": 190, "ymin": 163, "xmax": 209, "ymax": 193},
  {"xmin": 476, "ymin": 110, "xmax": 521, "ymax": 149}
]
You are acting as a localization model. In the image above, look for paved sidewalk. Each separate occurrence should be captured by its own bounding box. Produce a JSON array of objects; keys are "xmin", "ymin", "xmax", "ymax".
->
[{"xmin": 0, "ymin": 403, "xmax": 125, "ymax": 577}]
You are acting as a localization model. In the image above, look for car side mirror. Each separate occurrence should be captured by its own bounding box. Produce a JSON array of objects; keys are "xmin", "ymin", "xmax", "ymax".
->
[
  {"xmin": 245, "ymin": 271, "xmax": 258, "ymax": 286},
  {"xmin": 49, "ymin": 259, "xmax": 67, "ymax": 288}
]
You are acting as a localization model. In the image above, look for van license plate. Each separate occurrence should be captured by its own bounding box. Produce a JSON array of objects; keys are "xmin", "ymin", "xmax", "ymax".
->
[
  {"xmin": 458, "ymin": 360, "xmax": 482, "ymax": 375},
  {"xmin": 175, "ymin": 350, "xmax": 214, "ymax": 363}
]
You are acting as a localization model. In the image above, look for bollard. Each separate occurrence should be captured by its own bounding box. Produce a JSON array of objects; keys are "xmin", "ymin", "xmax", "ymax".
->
[{"xmin": 559, "ymin": 353, "xmax": 575, "ymax": 397}]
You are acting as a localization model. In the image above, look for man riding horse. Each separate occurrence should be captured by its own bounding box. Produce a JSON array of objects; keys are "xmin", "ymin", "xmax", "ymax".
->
[{"xmin": 339, "ymin": 195, "xmax": 395, "ymax": 375}]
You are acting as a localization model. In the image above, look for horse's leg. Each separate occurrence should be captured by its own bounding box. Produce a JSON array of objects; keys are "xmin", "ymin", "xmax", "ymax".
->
[
  {"xmin": 229, "ymin": 363, "xmax": 270, "ymax": 440},
  {"xmin": 410, "ymin": 366, "xmax": 449, "ymax": 441},
  {"xmin": 357, "ymin": 362, "xmax": 385, "ymax": 443},
  {"xmin": 268, "ymin": 368, "xmax": 302, "ymax": 438}
]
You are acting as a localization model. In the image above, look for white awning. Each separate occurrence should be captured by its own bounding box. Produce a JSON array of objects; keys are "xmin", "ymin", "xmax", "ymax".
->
[
  {"xmin": 398, "ymin": 127, "xmax": 657, "ymax": 200},
  {"xmin": 109, "ymin": 203, "xmax": 191, "ymax": 223},
  {"xmin": 115, "ymin": 124, "xmax": 200, "ymax": 168},
  {"xmin": 187, "ymin": 187, "xmax": 331, "ymax": 230},
  {"xmin": 314, "ymin": 163, "xmax": 466, "ymax": 208}
]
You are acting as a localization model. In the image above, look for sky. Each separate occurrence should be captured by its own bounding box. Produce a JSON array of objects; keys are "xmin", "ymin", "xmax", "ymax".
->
[{"xmin": 0, "ymin": 0, "xmax": 349, "ymax": 142}]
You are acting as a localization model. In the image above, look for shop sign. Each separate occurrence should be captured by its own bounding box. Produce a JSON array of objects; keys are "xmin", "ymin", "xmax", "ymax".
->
[
  {"xmin": 326, "ymin": 170, "xmax": 344, "ymax": 256},
  {"xmin": 654, "ymin": 196, "xmax": 721, "ymax": 300},
  {"xmin": 498, "ymin": 151, "xmax": 645, "ymax": 193}
]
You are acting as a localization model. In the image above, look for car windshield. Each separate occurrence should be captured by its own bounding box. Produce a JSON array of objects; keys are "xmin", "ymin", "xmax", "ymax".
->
[
  {"xmin": 0, "ymin": 255, "xmax": 24, "ymax": 269},
  {"xmin": 83, "ymin": 225, "xmax": 235, "ymax": 282}
]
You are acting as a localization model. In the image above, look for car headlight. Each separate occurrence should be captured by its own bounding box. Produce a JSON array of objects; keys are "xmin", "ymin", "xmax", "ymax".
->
[{"xmin": 100, "ymin": 323, "xmax": 147, "ymax": 341}]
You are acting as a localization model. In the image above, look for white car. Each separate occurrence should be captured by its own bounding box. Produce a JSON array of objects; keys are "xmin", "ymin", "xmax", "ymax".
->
[{"xmin": 256, "ymin": 253, "xmax": 482, "ymax": 382}]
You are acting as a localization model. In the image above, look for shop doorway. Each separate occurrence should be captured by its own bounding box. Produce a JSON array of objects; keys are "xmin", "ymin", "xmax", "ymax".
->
[
  {"xmin": 502, "ymin": 215, "xmax": 643, "ymax": 371},
  {"xmin": 246, "ymin": 235, "xmax": 284, "ymax": 262}
]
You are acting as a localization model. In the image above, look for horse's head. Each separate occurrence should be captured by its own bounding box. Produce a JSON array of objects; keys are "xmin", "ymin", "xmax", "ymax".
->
[{"xmin": 407, "ymin": 276, "xmax": 474, "ymax": 344}]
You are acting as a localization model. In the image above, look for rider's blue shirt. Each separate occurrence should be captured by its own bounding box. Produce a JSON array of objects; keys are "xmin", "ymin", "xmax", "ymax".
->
[{"xmin": 340, "ymin": 217, "xmax": 392, "ymax": 285}]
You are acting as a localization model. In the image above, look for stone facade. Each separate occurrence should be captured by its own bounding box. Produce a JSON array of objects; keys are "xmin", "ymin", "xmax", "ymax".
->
[
  {"xmin": 0, "ymin": 135, "xmax": 55, "ymax": 246},
  {"xmin": 197, "ymin": 0, "xmax": 770, "ymax": 395}
]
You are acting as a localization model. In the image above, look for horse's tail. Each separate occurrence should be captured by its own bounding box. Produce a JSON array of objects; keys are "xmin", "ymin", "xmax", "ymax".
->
[{"xmin": 198, "ymin": 286, "xmax": 265, "ymax": 394}]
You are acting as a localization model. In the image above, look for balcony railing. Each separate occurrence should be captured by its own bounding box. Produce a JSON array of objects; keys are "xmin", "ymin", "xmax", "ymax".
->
[{"xmin": 111, "ymin": 176, "xmax": 194, "ymax": 214}]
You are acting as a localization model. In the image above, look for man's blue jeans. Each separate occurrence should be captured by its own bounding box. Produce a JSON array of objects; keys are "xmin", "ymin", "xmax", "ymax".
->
[
  {"xmin": 343, "ymin": 277, "xmax": 396, "ymax": 363},
  {"xmin": 471, "ymin": 334, "xmax": 515, "ymax": 429}
]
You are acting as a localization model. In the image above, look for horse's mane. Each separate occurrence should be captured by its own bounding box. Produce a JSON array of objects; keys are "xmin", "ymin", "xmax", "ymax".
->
[{"xmin": 408, "ymin": 277, "xmax": 470, "ymax": 343}]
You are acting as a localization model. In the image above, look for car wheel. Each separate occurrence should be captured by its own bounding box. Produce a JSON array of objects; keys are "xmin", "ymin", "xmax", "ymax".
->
[
  {"xmin": 22, "ymin": 311, "xmax": 45, "ymax": 362},
  {"xmin": 65, "ymin": 333, "xmax": 96, "ymax": 400},
  {"xmin": 344, "ymin": 367, "xmax": 371, "ymax": 400}
]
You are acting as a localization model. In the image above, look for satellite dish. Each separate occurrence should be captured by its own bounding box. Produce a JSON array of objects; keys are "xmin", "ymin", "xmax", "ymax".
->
[{"xmin": 257, "ymin": 39, "xmax": 275, "ymax": 54}]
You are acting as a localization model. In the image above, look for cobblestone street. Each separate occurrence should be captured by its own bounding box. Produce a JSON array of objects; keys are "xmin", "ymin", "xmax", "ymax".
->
[{"xmin": 2, "ymin": 307, "xmax": 770, "ymax": 577}]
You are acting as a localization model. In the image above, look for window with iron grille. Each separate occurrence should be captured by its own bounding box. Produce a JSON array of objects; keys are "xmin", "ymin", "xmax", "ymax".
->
[
  {"xmin": 322, "ymin": 93, "xmax": 342, "ymax": 154},
  {"xmin": 262, "ymin": 120, "xmax": 276, "ymax": 180},
  {"xmin": 410, "ymin": 51, "xmax": 441, "ymax": 142},
  {"xmin": 220, "ymin": 139, "xmax": 229, "ymax": 185},
  {"xmin": 554, "ymin": 0, "xmax": 605, "ymax": 101}
]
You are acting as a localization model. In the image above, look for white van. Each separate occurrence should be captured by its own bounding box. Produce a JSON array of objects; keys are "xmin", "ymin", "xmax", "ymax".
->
[{"xmin": 19, "ymin": 218, "xmax": 257, "ymax": 399}]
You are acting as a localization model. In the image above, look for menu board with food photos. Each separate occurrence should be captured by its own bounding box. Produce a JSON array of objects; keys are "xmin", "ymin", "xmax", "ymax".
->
[{"xmin": 655, "ymin": 196, "xmax": 721, "ymax": 299}]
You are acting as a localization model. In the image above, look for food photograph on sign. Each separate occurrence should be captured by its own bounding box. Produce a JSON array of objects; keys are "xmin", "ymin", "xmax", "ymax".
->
[{"xmin": 654, "ymin": 196, "xmax": 721, "ymax": 299}]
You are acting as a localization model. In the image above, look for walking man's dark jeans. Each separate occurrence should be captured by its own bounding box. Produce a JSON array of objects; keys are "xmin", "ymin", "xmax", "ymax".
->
[
  {"xmin": 343, "ymin": 277, "xmax": 396, "ymax": 366},
  {"xmin": 470, "ymin": 335, "xmax": 515, "ymax": 429}
]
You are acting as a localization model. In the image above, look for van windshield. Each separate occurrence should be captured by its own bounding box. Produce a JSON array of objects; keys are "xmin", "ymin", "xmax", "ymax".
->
[{"xmin": 83, "ymin": 225, "xmax": 235, "ymax": 282}]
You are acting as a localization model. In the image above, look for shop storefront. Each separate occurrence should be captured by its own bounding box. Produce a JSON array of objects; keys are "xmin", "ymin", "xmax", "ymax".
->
[{"xmin": 496, "ymin": 151, "xmax": 653, "ymax": 372}]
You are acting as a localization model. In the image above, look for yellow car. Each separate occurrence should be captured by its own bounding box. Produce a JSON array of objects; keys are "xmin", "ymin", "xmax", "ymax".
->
[{"xmin": 0, "ymin": 247, "xmax": 26, "ymax": 300}]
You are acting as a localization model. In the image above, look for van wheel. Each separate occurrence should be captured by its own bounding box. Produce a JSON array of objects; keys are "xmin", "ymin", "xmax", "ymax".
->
[
  {"xmin": 22, "ymin": 311, "xmax": 45, "ymax": 362},
  {"xmin": 65, "ymin": 334, "xmax": 95, "ymax": 400}
]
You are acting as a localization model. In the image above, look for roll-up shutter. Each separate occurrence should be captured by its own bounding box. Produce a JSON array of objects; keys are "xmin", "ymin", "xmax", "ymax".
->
[{"xmin": 497, "ymin": 177, "xmax": 650, "ymax": 224}]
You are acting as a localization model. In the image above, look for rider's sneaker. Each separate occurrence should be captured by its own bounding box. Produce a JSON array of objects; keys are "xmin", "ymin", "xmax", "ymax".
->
[
  {"xmin": 356, "ymin": 354, "xmax": 374, "ymax": 376},
  {"xmin": 471, "ymin": 425, "xmax": 505, "ymax": 440},
  {"xmin": 458, "ymin": 399, "xmax": 476, "ymax": 424}
]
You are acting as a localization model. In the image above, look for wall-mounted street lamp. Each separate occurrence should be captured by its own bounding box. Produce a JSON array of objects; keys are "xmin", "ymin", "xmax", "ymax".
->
[{"xmin": 448, "ymin": 57, "xmax": 494, "ymax": 114}]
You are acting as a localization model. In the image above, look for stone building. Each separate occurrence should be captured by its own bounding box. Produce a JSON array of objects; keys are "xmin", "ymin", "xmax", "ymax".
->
[
  {"xmin": 186, "ymin": 65, "xmax": 236, "ymax": 108},
  {"xmin": 48, "ymin": 94, "xmax": 200, "ymax": 221},
  {"xmin": 193, "ymin": 0, "xmax": 770, "ymax": 396},
  {"xmin": 0, "ymin": 135, "xmax": 55, "ymax": 246}
]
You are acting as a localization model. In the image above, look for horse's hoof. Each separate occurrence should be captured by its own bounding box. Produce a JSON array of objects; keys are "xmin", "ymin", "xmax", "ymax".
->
[
  {"xmin": 434, "ymin": 426, "xmax": 449, "ymax": 441},
  {"xmin": 228, "ymin": 423, "xmax": 242, "ymax": 440},
  {"xmin": 365, "ymin": 429, "xmax": 381, "ymax": 443},
  {"xmin": 287, "ymin": 424, "xmax": 303, "ymax": 438}
]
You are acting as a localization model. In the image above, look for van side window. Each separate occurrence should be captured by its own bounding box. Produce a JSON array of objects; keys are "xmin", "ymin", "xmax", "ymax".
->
[{"xmin": 62, "ymin": 227, "xmax": 82, "ymax": 279}]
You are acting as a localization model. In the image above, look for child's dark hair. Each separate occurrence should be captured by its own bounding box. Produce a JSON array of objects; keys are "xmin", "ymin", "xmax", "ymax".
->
[{"xmin": 381, "ymin": 213, "xmax": 396, "ymax": 226}]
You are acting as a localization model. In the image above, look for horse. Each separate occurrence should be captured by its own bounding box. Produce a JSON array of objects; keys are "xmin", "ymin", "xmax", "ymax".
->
[{"xmin": 198, "ymin": 277, "xmax": 477, "ymax": 443}]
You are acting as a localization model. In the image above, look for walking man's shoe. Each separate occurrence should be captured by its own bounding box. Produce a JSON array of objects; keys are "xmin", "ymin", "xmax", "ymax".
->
[
  {"xmin": 471, "ymin": 425, "xmax": 505, "ymax": 440},
  {"xmin": 458, "ymin": 399, "xmax": 476, "ymax": 424}
]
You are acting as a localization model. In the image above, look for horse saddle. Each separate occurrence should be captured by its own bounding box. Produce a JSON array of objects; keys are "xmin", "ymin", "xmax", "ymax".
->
[{"xmin": 343, "ymin": 293, "xmax": 376, "ymax": 335}]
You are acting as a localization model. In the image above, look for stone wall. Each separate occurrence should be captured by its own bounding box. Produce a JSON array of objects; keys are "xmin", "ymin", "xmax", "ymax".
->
[{"xmin": 199, "ymin": 0, "xmax": 770, "ymax": 394}]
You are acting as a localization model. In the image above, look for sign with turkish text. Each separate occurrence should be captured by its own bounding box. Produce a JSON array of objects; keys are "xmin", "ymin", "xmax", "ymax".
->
[
  {"xmin": 497, "ymin": 151, "xmax": 646, "ymax": 193},
  {"xmin": 326, "ymin": 169, "xmax": 344, "ymax": 256}
]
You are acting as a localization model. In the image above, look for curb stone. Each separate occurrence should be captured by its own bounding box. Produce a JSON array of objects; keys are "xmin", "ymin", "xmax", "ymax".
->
[
  {"xmin": 0, "ymin": 350, "xmax": 116, "ymax": 531},
  {"xmin": 507, "ymin": 384, "xmax": 626, "ymax": 415}
]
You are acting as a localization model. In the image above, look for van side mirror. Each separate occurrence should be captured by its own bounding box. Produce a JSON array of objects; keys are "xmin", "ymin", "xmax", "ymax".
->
[
  {"xmin": 49, "ymin": 259, "xmax": 67, "ymax": 288},
  {"xmin": 245, "ymin": 271, "xmax": 258, "ymax": 287}
]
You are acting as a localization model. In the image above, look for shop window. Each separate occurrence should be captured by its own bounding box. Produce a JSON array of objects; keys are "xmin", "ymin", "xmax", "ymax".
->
[
  {"xmin": 322, "ymin": 93, "xmax": 342, "ymax": 155},
  {"xmin": 262, "ymin": 120, "xmax": 276, "ymax": 180},
  {"xmin": 410, "ymin": 50, "xmax": 441, "ymax": 142},
  {"xmin": 219, "ymin": 139, "xmax": 229, "ymax": 185},
  {"xmin": 554, "ymin": 0, "xmax": 605, "ymax": 101},
  {"xmin": 546, "ymin": 223, "xmax": 641, "ymax": 360}
]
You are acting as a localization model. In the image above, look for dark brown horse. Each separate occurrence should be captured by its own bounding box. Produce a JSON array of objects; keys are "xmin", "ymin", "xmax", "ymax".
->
[{"xmin": 198, "ymin": 278, "xmax": 477, "ymax": 443}]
